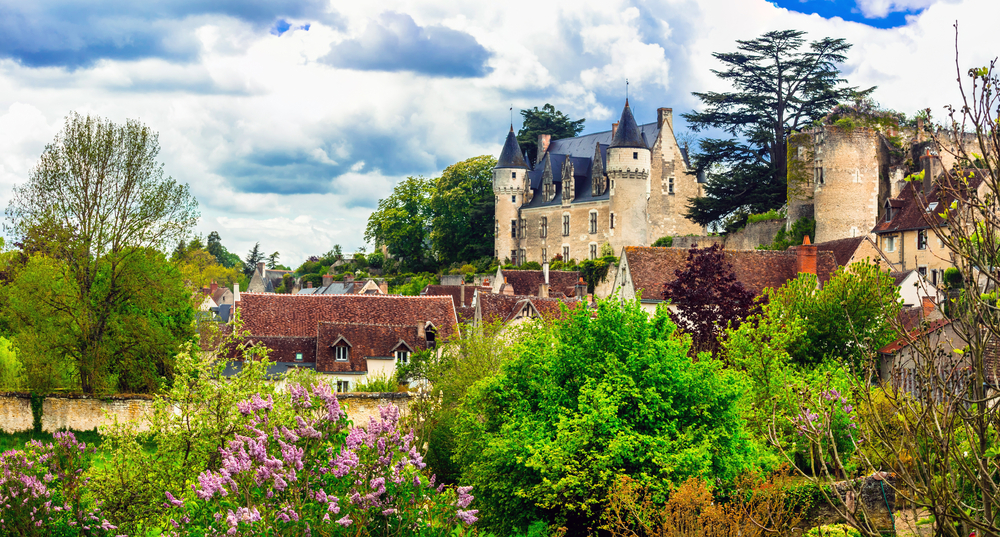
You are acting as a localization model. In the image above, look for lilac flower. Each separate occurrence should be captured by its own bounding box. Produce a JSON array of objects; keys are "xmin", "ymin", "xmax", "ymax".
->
[
  {"xmin": 165, "ymin": 491, "xmax": 184, "ymax": 507},
  {"xmin": 336, "ymin": 515, "xmax": 353, "ymax": 527},
  {"xmin": 457, "ymin": 509, "xmax": 479, "ymax": 524}
]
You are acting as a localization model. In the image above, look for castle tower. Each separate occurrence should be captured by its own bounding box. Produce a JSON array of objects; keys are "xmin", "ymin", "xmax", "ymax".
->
[
  {"xmin": 493, "ymin": 126, "xmax": 530, "ymax": 263},
  {"xmin": 810, "ymin": 126, "xmax": 881, "ymax": 242},
  {"xmin": 607, "ymin": 100, "xmax": 651, "ymax": 250}
]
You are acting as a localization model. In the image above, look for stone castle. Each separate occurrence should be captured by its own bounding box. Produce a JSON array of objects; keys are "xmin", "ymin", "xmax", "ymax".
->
[{"xmin": 492, "ymin": 100, "xmax": 704, "ymax": 265}]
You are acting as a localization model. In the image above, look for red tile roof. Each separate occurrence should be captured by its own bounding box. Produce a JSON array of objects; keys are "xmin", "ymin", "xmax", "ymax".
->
[
  {"xmin": 623, "ymin": 246, "xmax": 838, "ymax": 300},
  {"xmin": 878, "ymin": 318, "xmax": 951, "ymax": 354},
  {"xmin": 873, "ymin": 173, "xmax": 984, "ymax": 234},
  {"xmin": 813, "ymin": 236, "xmax": 866, "ymax": 267},
  {"xmin": 316, "ymin": 322, "xmax": 421, "ymax": 373},
  {"xmin": 422, "ymin": 285, "xmax": 491, "ymax": 308},
  {"xmin": 477, "ymin": 293, "xmax": 582, "ymax": 324},
  {"xmin": 500, "ymin": 269, "xmax": 581, "ymax": 297}
]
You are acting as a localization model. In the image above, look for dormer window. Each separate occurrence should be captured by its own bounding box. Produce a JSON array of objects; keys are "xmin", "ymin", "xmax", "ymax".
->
[
  {"xmin": 395, "ymin": 350, "xmax": 410, "ymax": 364},
  {"xmin": 334, "ymin": 346, "xmax": 349, "ymax": 361},
  {"xmin": 425, "ymin": 326, "xmax": 437, "ymax": 349}
]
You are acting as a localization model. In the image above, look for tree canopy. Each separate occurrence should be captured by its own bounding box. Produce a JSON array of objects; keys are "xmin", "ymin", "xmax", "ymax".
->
[
  {"xmin": 517, "ymin": 104, "xmax": 586, "ymax": 165},
  {"xmin": 364, "ymin": 176, "xmax": 434, "ymax": 272},
  {"xmin": 429, "ymin": 155, "xmax": 497, "ymax": 266},
  {"xmin": 4, "ymin": 112, "xmax": 199, "ymax": 393},
  {"xmin": 683, "ymin": 30, "xmax": 867, "ymax": 231}
]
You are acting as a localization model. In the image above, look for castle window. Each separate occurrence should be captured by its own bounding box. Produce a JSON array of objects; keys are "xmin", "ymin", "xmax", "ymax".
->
[
  {"xmin": 563, "ymin": 215, "xmax": 570, "ymax": 236},
  {"xmin": 815, "ymin": 165, "xmax": 824, "ymax": 185},
  {"xmin": 519, "ymin": 218, "xmax": 526, "ymax": 238},
  {"xmin": 610, "ymin": 213, "xmax": 615, "ymax": 229},
  {"xmin": 668, "ymin": 176, "xmax": 675, "ymax": 195},
  {"xmin": 511, "ymin": 195, "xmax": 516, "ymax": 203},
  {"xmin": 396, "ymin": 350, "xmax": 410, "ymax": 364},
  {"xmin": 589, "ymin": 211, "xmax": 598, "ymax": 234},
  {"xmin": 542, "ymin": 248, "xmax": 547, "ymax": 262},
  {"xmin": 917, "ymin": 230, "xmax": 928, "ymax": 250},
  {"xmin": 633, "ymin": 152, "xmax": 638, "ymax": 159},
  {"xmin": 511, "ymin": 171, "xmax": 516, "ymax": 178},
  {"xmin": 334, "ymin": 345, "xmax": 349, "ymax": 362},
  {"xmin": 563, "ymin": 246, "xmax": 570, "ymax": 260},
  {"xmin": 519, "ymin": 249, "xmax": 526, "ymax": 266},
  {"xmin": 541, "ymin": 216, "xmax": 548, "ymax": 238},
  {"xmin": 511, "ymin": 250, "xmax": 517, "ymax": 264},
  {"xmin": 511, "ymin": 220, "xmax": 517, "ymax": 238},
  {"xmin": 590, "ymin": 243, "xmax": 598, "ymax": 260}
]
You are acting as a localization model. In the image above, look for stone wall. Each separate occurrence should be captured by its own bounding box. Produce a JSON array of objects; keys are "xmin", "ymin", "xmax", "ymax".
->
[
  {"xmin": 670, "ymin": 235, "xmax": 725, "ymax": 250},
  {"xmin": 0, "ymin": 392, "xmax": 410, "ymax": 433},
  {"xmin": 725, "ymin": 219, "xmax": 786, "ymax": 250}
]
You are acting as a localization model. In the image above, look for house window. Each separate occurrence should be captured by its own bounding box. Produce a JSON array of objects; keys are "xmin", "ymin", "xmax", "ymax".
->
[
  {"xmin": 334, "ymin": 345, "xmax": 349, "ymax": 362},
  {"xmin": 589, "ymin": 211, "xmax": 598, "ymax": 234},
  {"xmin": 668, "ymin": 176, "xmax": 675, "ymax": 194},
  {"xmin": 335, "ymin": 380, "xmax": 350, "ymax": 393},
  {"xmin": 511, "ymin": 220, "xmax": 517, "ymax": 238},
  {"xmin": 917, "ymin": 230, "xmax": 928, "ymax": 250},
  {"xmin": 541, "ymin": 216, "xmax": 548, "ymax": 238},
  {"xmin": 610, "ymin": 213, "xmax": 615, "ymax": 229},
  {"xmin": 563, "ymin": 246, "xmax": 570, "ymax": 260},
  {"xmin": 633, "ymin": 152, "xmax": 638, "ymax": 160},
  {"xmin": 511, "ymin": 195, "xmax": 516, "ymax": 203},
  {"xmin": 395, "ymin": 350, "xmax": 410, "ymax": 364},
  {"xmin": 425, "ymin": 327, "xmax": 437, "ymax": 349},
  {"xmin": 885, "ymin": 236, "xmax": 896, "ymax": 252},
  {"xmin": 562, "ymin": 215, "xmax": 570, "ymax": 236},
  {"xmin": 918, "ymin": 266, "xmax": 928, "ymax": 278},
  {"xmin": 590, "ymin": 243, "xmax": 598, "ymax": 260},
  {"xmin": 511, "ymin": 250, "xmax": 517, "ymax": 264},
  {"xmin": 295, "ymin": 352, "xmax": 303, "ymax": 362}
]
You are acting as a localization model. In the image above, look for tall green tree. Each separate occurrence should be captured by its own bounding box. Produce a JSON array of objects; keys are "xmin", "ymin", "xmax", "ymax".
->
[
  {"xmin": 243, "ymin": 242, "xmax": 263, "ymax": 278},
  {"xmin": 429, "ymin": 155, "xmax": 497, "ymax": 265},
  {"xmin": 683, "ymin": 30, "xmax": 867, "ymax": 230},
  {"xmin": 4, "ymin": 112, "xmax": 198, "ymax": 393},
  {"xmin": 207, "ymin": 231, "xmax": 242, "ymax": 269},
  {"xmin": 364, "ymin": 176, "xmax": 433, "ymax": 271},
  {"xmin": 517, "ymin": 104, "xmax": 585, "ymax": 165}
]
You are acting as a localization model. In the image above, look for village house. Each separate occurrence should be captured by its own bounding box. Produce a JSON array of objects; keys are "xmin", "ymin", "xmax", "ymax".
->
[
  {"xmin": 493, "ymin": 99, "xmax": 703, "ymax": 266},
  {"xmin": 473, "ymin": 292, "xmax": 583, "ymax": 327},
  {"xmin": 196, "ymin": 281, "xmax": 233, "ymax": 312},
  {"xmin": 298, "ymin": 273, "xmax": 388, "ymax": 295},
  {"xmin": 247, "ymin": 261, "xmax": 296, "ymax": 293},
  {"xmin": 812, "ymin": 235, "xmax": 892, "ymax": 268},
  {"xmin": 229, "ymin": 293, "xmax": 459, "ymax": 391}
]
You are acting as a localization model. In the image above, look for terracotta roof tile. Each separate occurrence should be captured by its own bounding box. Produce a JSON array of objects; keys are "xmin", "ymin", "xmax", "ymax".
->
[
  {"xmin": 873, "ymin": 172, "xmax": 984, "ymax": 234},
  {"xmin": 813, "ymin": 236, "xmax": 866, "ymax": 267},
  {"xmin": 623, "ymin": 246, "xmax": 838, "ymax": 300},
  {"xmin": 422, "ymin": 285, "xmax": 491, "ymax": 308},
  {"xmin": 500, "ymin": 269, "xmax": 581, "ymax": 297},
  {"xmin": 878, "ymin": 318, "xmax": 951, "ymax": 354},
  {"xmin": 477, "ymin": 293, "xmax": 582, "ymax": 324},
  {"xmin": 316, "ymin": 322, "xmax": 420, "ymax": 373}
]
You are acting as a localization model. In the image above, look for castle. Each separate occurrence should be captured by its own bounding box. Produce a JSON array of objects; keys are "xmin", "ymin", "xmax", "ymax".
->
[{"xmin": 493, "ymin": 100, "xmax": 704, "ymax": 265}]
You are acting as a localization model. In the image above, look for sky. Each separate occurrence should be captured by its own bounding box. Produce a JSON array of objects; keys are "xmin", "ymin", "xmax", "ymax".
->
[{"xmin": 0, "ymin": 0, "xmax": 996, "ymax": 269}]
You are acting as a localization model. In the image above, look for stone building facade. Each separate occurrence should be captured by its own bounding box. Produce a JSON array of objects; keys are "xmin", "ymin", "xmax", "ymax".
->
[{"xmin": 493, "ymin": 101, "xmax": 703, "ymax": 265}]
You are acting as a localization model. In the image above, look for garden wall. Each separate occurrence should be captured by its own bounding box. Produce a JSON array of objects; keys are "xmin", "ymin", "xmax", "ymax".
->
[
  {"xmin": 725, "ymin": 218, "xmax": 786, "ymax": 250},
  {"xmin": 0, "ymin": 392, "xmax": 411, "ymax": 433}
]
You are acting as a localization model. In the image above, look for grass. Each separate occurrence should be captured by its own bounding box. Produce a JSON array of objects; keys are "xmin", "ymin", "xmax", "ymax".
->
[{"xmin": 0, "ymin": 428, "xmax": 105, "ymax": 453}]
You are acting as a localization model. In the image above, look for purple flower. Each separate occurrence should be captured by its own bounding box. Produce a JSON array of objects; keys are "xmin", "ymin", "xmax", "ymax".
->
[
  {"xmin": 165, "ymin": 491, "xmax": 184, "ymax": 507},
  {"xmin": 457, "ymin": 509, "xmax": 479, "ymax": 525},
  {"xmin": 336, "ymin": 515, "xmax": 353, "ymax": 527}
]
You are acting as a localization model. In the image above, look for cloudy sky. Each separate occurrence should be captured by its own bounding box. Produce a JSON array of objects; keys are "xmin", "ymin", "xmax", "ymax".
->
[{"xmin": 0, "ymin": 0, "xmax": 995, "ymax": 268}]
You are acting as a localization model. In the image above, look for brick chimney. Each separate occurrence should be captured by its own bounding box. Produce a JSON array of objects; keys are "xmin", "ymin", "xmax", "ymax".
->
[
  {"xmin": 920, "ymin": 149, "xmax": 942, "ymax": 195},
  {"xmin": 501, "ymin": 277, "xmax": 515, "ymax": 296},
  {"xmin": 460, "ymin": 281, "xmax": 466, "ymax": 305},
  {"xmin": 657, "ymin": 107, "xmax": 672, "ymax": 130},
  {"xmin": 306, "ymin": 281, "xmax": 313, "ymax": 289},
  {"xmin": 210, "ymin": 280, "xmax": 218, "ymax": 295},
  {"xmin": 796, "ymin": 235, "xmax": 818, "ymax": 275},
  {"xmin": 537, "ymin": 134, "xmax": 551, "ymax": 156},
  {"xmin": 575, "ymin": 277, "xmax": 587, "ymax": 300},
  {"xmin": 922, "ymin": 296, "xmax": 935, "ymax": 318},
  {"xmin": 611, "ymin": 122, "xmax": 619, "ymax": 138},
  {"xmin": 322, "ymin": 274, "xmax": 333, "ymax": 287}
]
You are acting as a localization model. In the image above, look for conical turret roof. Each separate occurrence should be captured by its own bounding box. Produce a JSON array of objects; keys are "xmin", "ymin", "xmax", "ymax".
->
[
  {"xmin": 496, "ymin": 126, "xmax": 529, "ymax": 169},
  {"xmin": 609, "ymin": 100, "xmax": 646, "ymax": 149}
]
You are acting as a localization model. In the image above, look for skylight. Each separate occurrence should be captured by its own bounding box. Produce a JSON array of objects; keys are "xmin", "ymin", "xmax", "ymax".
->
[{"xmin": 926, "ymin": 202, "xmax": 939, "ymax": 213}]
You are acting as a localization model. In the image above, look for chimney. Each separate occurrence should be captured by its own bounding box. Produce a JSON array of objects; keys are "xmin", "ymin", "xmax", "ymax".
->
[
  {"xmin": 210, "ymin": 280, "xmax": 218, "ymax": 294},
  {"xmin": 233, "ymin": 283, "xmax": 240, "ymax": 303},
  {"xmin": 543, "ymin": 262, "xmax": 549, "ymax": 285},
  {"xmin": 344, "ymin": 273, "xmax": 354, "ymax": 282},
  {"xmin": 417, "ymin": 322, "xmax": 426, "ymax": 339},
  {"xmin": 306, "ymin": 281, "xmax": 313, "ymax": 289},
  {"xmin": 920, "ymin": 149, "xmax": 942, "ymax": 195},
  {"xmin": 460, "ymin": 281, "xmax": 466, "ymax": 305},
  {"xmin": 612, "ymin": 122, "xmax": 619, "ymax": 138},
  {"xmin": 537, "ymin": 134, "xmax": 551, "ymax": 156},
  {"xmin": 501, "ymin": 277, "xmax": 515, "ymax": 296},
  {"xmin": 922, "ymin": 296, "xmax": 935, "ymax": 318},
  {"xmin": 257, "ymin": 261, "xmax": 265, "ymax": 276},
  {"xmin": 916, "ymin": 117, "xmax": 925, "ymax": 142},
  {"xmin": 657, "ymin": 107, "xmax": 672, "ymax": 130},
  {"xmin": 575, "ymin": 277, "xmax": 587, "ymax": 300},
  {"xmin": 796, "ymin": 235, "xmax": 818, "ymax": 275},
  {"xmin": 322, "ymin": 274, "xmax": 333, "ymax": 287}
]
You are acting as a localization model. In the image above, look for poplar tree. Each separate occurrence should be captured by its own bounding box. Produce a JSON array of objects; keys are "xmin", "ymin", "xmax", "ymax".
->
[{"xmin": 684, "ymin": 30, "xmax": 868, "ymax": 230}]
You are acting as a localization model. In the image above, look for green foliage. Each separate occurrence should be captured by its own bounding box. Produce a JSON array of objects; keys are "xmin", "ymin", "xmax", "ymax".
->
[
  {"xmin": 600, "ymin": 242, "xmax": 615, "ymax": 257},
  {"xmin": 389, "ymin": 272, "xmax": 440, "ymax": 295},
  {"xmin": 30, "ymin": 391, "xmax": 43, "ymax": 433},
  {"xmin": 365, "ymin": 176, "xmax": 435, "ymax": 272},
  {"xmin": 243, "ymin": 242, "xmax": 264, "ymax": 278},
  {"xmin": 759, "ymin": 217, "xmax": 816, "ymax": 250},
  {"xmin": 516, "ymin": 104, "xmax": 586, "ymax": 165},
  {"xmin": 651, "ymin": 236, "xmax": 674, "ymax": 247},
  {"xmin": 805, "ymin": 524, "xmax": 862, "ymax": 537},
  {"xmin": 579, "ymin": 256, "xmax": 617, "ymax": 293},
  {"xmin": 520, "ymin": 261, "xmax": 542, "ymax": 270},
  {"xmin": 353, "ymin": 372, "xmax": 400, "ymax": 392},
  {"xmin": 683, "ymin": 30, "xmax": 867, "ymax": 230},
  {"xmin": 367, "ymin": 251, "xmax": 385, "ymax": 269},
  {"xmin": 746, "ymin": 208, "xmax": 785, "ymax": 224},
  {"xmin": 0, "ymin": 337, "xmax": 24, "ymax": 390},
  {"xmin": 944, "ymin": 266, "xmax": 964, "ymax": 289},
  {"xmin": 430, "ymin": 155, "xmax": 498, "ymax": 266},
  {"xmin": 454, "ymin": 299, "xmax": 753, "ymax": 535}
]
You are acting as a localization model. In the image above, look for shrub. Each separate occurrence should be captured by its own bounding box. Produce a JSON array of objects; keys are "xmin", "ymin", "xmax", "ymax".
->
[
  {"xmin": 354, "ymin": 372, "xmax": 401, "ymax": 392},
  {"xmin": 943, "ymin": 267, "xmax": 964, "ymax": 289},
  {"xmin": 747, "ymin": 208, "xmax": 785, "ymax": 224},
  {"xmin": 652, "ymin": 236, "xmax": 674, "ymax": 247},
  {"xmin": 520, "ymin": 261, "xmax": 542, "ymax": 270}
]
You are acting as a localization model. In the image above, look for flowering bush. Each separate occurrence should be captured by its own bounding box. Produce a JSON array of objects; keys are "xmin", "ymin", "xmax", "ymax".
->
[
  {"xmin": 165, "ymin": 381, "xmax": 476, "ymax": 536},
  {"xmin": 0, "ymin": 431, "xmax": 119, "ymax": 536},
  {"xmin": 793, "ymin": 384, "xmax": 859, "ymax": 476}
]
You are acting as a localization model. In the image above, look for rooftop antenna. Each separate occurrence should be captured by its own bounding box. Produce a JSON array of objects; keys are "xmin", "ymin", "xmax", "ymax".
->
[
  {"xmin": 510, "ymin": 104, "xmax": 513, "ymax": 128},
  {"xmin": 626, "ymin": 78, "xmax": 629, "ymax": 105}
]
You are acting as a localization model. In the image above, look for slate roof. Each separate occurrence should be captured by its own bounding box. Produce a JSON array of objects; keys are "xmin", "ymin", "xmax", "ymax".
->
[
  {"xmin": 813, "ymin": 236, "xmax": 866, "ymax": 267},
  {"xmin": 477, "ymin": 293, "xmax": 582, "ymax": 324},
  {"xmin": 873, "ymin": 173, "xmax": 984, "ymax": 234},
  {"xmin": 298, "ymin": 281, "xmax": 367, "ymax": 295},
  {"xmin": 237, "ymin": 293, "xmax": 459, "ymax": 341},
  {"xmin": 497, "ymin": 127, "xmax": 529, "ymax": 169},
  {"xmin": 609, "ymin": 100, "xmax": 646, "ymax": 149},
  {"xmin": 499, "ymin": 269, "xmax": 581, "ymax": 297},
  {"xmin": 421, "ymin": 285, "xmax": 491, "ymax": 309},
  {"xmin": 622, "ymin": 246, "xmax": 838, "ymax": 300}
]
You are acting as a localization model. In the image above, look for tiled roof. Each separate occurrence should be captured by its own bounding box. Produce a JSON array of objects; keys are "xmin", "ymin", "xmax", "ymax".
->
[
  {"xmin": 878, "ymin": 318, "xmax": 951, "ymax": 354},
  {"xmin": 814, "ymin": 236, "xmax": 866, "ymax": 267},
  {"xmin": 891, "ymin": 270, "xmax": 914, "ymax": 287},
  {"xmin": 873, "ymin": 173, "xmax": 984, "ymax": 234},
  {"xmin": 500, "ymin": 269, "xmax": 581, "ymax": 297},
  {"xmin": 477, "ymin": 293, "xmax": 582, "ymax": 324},
  {"xmin": 317, "ymin": 322, "xmax": 421, "ymax": 373},
  {"xmin": 421, "ymin": 285, "xmax": 491, "ymax": 308},
  {"xmin": 237, "ymin": 293, "xmax": 459, "ymax": 341},
  {"xmin": 623, "ymin": 246, "xmax": 838, "ymax": 300}
]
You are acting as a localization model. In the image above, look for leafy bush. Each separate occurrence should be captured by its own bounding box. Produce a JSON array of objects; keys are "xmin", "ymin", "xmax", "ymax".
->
[
  {"xmin": 747, "ymin": 208, "xmax": 786, "ymax": 224},
  {"xmin": 943, "ymin": 267, "xmax": 964, "ymax": 289},
  {"xmin": 759, "ymin": 217, "xmax": 815, "ymax": 250},
  {"xmin": 390, "ymin": 273, "xmax": 440, "ymax": 296},
  {"xmin": 520, "ymin": 261, "xmax": 542, "ymax": 270},
  {"xmin": 805, "ymin": 524, "xmax": 861, "ymax": 537},
  {"xmin": 652, "ymin": 236, "xmax": 674, "ymax": 247},
  {"xmin": 0, "ymin": 337, "xmax": 24, "ymax": 390},
  {"xmin": 454, "ymin": 299, "xmax": 753, "ymax": 535},
  {"xmin": 354, "ymin": 372, "xmax": 401, "ymax": 392}
]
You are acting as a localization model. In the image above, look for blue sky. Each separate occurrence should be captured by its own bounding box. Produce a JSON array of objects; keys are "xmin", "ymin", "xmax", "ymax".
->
[{"xmin": 0, "ymin": 0, "xmax": 993, "ymax": 267}]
